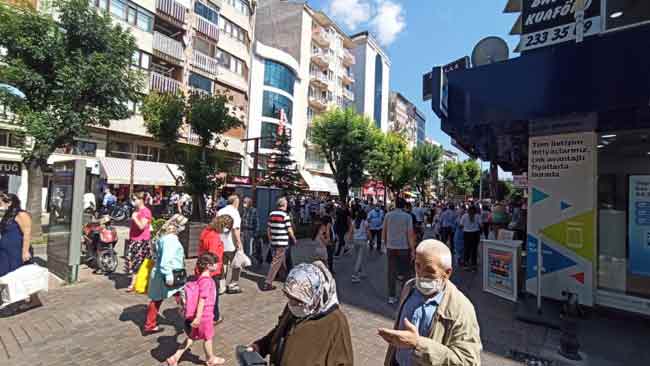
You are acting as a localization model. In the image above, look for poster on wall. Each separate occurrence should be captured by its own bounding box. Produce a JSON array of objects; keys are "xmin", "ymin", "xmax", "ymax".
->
[
  {"xmin": 526, "ymin": 131, "xmax": 597, "ymax": 306},
  {"xmin": 483, "ymin": 245, "xmax": 517, "ymax": 301},
  {"xmin": 629, "ymin": 176, "xmax": 650, "ymax": 277}
]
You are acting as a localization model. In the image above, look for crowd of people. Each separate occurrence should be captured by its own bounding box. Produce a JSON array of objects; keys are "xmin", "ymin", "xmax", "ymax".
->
[{"xmin": 1, "ymin": 188, "xmax": 522, "ymax": 365}]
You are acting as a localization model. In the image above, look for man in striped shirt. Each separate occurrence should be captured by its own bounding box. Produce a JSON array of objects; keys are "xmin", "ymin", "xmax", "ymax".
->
[{"xmin": 262, "ymin": 197, "xmax": 296, "ymax": 291}]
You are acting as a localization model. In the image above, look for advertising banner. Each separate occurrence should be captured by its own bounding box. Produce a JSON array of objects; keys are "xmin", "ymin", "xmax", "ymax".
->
[
  {"xmin": 629, "ymin": 176, "xmax": 650, "ymax": 277},
  {"xmin": 526, "ymin": 131, "xmax": 597, "ymax": 305},
  {"xmin": 520, "ymin": 0, "xmax": 601, "ymax": 52},
  {"xmin": 485, "ymin": 247, "xmax": 516, "ymax": 301}
]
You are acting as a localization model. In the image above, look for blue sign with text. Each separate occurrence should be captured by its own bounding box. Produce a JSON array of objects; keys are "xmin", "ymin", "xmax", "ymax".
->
[{"xmin": 629, "ymin": 176, "xmax": 650, "ymax": 276}]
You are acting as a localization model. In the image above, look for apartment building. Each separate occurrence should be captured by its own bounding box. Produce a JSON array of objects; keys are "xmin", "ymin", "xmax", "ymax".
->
[
  {"xmin": 0, "ymin": 0, "xmax": 256, "ymax": 205},
  {"xmin": 388, "ymin": 91, "xmax": 426, "ymax": 148},
  {"xmin": 252, "ymin": 0, "xmax": 358, "ymax": 195},
  {"xmin": 350, "ymin": 31, "xmax": 391, "ymax": 132}
]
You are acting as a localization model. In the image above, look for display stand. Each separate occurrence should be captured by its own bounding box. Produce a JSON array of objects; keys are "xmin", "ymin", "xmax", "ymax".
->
[{"xmin": 482, "ymin": 239, "xmax": 522, "ymax": 302}]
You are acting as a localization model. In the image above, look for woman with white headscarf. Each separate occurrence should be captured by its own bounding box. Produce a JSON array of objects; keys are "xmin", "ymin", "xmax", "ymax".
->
[{"xmin": 248, "ymin": 261, "xmax": 354, "ymax": 366}]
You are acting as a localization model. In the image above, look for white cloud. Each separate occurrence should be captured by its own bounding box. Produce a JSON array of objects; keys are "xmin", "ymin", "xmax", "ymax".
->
[
  {"xmin": 370, "ymin": 0, "xmax": 406, "ymax": 46},
  {"xmin": 328, "ymin": 0, "xmax": 372, "ymax": 30}
]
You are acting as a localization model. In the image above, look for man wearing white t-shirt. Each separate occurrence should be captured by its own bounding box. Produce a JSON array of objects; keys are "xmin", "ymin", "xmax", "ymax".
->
[{"xmin": 217, "ymin": 195, "xmax": 243, "ymax": 293}]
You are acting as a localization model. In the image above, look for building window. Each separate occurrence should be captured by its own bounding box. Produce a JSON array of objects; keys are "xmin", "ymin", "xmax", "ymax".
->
[
  {"xmin": 216, "ymin": 49, "xmax": 248, "ymax": 78},
  {"xmin": 262, "ymin": 91, "xmax": 293, "ymax": 122},
  {"xmin": 261, "ymin": 122, "xmax": 279, "ymax": 149},
  {"xmin": 125, "ymin": 99, "xmax": 142, "ymax": 114},
  {"xmin": 0, "ymin": 129, "xmax": 23, "ymax": 148},
  {"xmin": 373, "ymin": 54, "xmax": 383, "ymax": 128},
  {"xmin": 136, "ymin": 145, "xmax": 160, "ymax": 161},
  {"xmin": 55, "ymin": 140, "xmax": 98, "ymax": 157},
  {"xmin": 193, "ymin": 37, "xmax": 216, "ymax": 57},
  {"xmin": 220, "ymin": 16, "xmax": 249, "ymax": 46},
  {"xmin": 108, "ymin": 141, "xmax": 131, "ymax": 158},
  {"xmin": 307, "ymin": 107, "xmax": 314, "ymax": 122},
  {"xmin": 195, "ymin": 1, "xmax": 219, "ymax": 24},
  {"xmin": 189, "ymin": 72, "xmax": 213, "ymax": 94},
  {"xmin": 264, "ymin": 60, "xmax": 296, "ymax": 94},
  {"xmin": 224, "ymin": 0, "xmax": 249, "ymax": 16},
  {"xmin": 92, "ymin": 0, "xmax": 154, "ymax": 32},
  {"xmin": 131, "ymin": 49, "xmax": 150, "ymax": 70},
  {"xmin": 305, "ymin": 147, "xmax": 325, "ymax": 170}
]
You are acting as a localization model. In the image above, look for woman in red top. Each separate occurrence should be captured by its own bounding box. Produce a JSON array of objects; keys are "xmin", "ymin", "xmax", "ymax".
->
[{"xmin": 198, "ymin": 215, "xmax": 233, "ymax": 324}]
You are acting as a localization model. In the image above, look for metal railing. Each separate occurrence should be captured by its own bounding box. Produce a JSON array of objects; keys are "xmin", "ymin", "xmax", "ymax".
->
[
  {"xmin": 155, "ymin": 0, "xmax": 187, "ymax": 24},
  {"xmin": 343, "ymin": 88, "xmax": 354, "ymax": 100},
  {"xmin": 192, "ymin": 51, "xmax": 219, "ymax": 75},
  {"xmin": 312, "ymin": 26, "xmax": 330, "ymax": 46},
  {"xmin": 153, "ymin": 32, "xmax": 185, "ymax": 61},
  {"xmin": 343, "ymin": 49, "xmax": 356, "ymax": 64},
  {"xmin": 149, "ymin": 71, "xmax": 182, "ymax": 94},
  {"xmin": 310, "ymin": 71, "xmax": 329, "ymax": 85},
  {"xmin": 194, "ymin": 15, "xmax": 219, "ymax": 41}
]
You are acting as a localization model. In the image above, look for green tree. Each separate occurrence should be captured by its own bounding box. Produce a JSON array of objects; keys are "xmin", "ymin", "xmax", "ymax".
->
[
  {"xmin": 184, "ymin": 92, "xmax": 242, "ymax": 220},
  {"xmin": 412, "ymin": 143, "xmax": 443, "ymax": 202},
  {"xmin": 311, "ymin": 108, "xmax": 378, "ymax": 201},
  {"xmin": 0, "ymin": 0, "xmax": 143, "ymax": 235},
  {"xmin": 261, "ymin": 128, "xmax": 303, "ymax": 195},
  {"xmin": 462, "ymin": 159, "xmax": 481, "ymax": 196},
  {"xmin": 441, "ymin": 160, "xmax": 480, "ymax": 198},
  {"xmin": 367, "ymin": 132, "xmax": 416, "ymax": 197},
  {"xmin": 141, "ymin": 91, "xmax": 242, "ymax": 220}
]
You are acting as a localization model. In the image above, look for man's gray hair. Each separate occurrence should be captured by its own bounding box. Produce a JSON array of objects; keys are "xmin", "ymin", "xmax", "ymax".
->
[
  {"xmin": 228, "ymin": 194, "xmax": 239, "ymax": 205},
  {"xmin": 416, "ymin": 239, "xmax": 453, "ymax": 271},
  {"xmin": 277, "ymin": 197, "xmax": 288, "ymax": 208}
]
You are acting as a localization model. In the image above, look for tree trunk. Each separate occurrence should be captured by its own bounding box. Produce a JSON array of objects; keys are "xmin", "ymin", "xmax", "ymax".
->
[
  {"xmin": 336, "ymin": 181, "xmax": 349, "ymax": 203},
  {"xmin": 26, "ymin": 160, "xmax": 43, "ymax": 238},
  {"xmin": 191, "ymin": 193, "xmax": 205, "ymax": 222}
]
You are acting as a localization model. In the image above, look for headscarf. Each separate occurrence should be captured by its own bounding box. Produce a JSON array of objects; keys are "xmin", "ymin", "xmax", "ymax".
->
[{"xmin": 283, "ymin": 261, "xmax": 339, "ymax": 318}]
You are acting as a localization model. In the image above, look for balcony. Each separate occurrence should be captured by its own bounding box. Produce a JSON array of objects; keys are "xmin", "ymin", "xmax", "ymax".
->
[
  {"xmin": 192, "ymin": 51, "xmax": 219, "ymax": 76},
  {"xmin": 341, "ymin": 70, "xmax": 355, "ymax": 85},
  {"xmin": 342, "ymin": 49, "xmax": 355, "ymax": 65},
  {"xmin": 312, "ymin": 26, "xmax": 330, "ymax": 48},
  {"xmin": 311, "ymin": 48, "xmax": 330, "ymax": 69},
  {"xmin": 343, "ymin": 89, "xmax": 354, "ymax": 101},
  {"xmin": 194, "ymin": 15, "xmax": 219, "ymax": 42},
  {"xmin": 155, "ymin": 0, "xmax": 187, "ymax": 27},
  {"xmin": 153, "ymin": 32, "xmax": 185, "ymax": 64},
  {"xmin": 308, "ymin": 95, "xmax": 328, "ymax": 111},
  {"xmin": 149, "ymin": 71, "xmax": 182, "ymax": 94},
  {"xmin": 310, "ymin": 71, "xmax": 329, "ymax": 90}
]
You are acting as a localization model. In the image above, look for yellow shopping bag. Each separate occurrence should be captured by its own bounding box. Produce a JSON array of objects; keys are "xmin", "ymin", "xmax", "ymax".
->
[{"xmin": 134, "ymin": 258, "xmax": 154, "ymax": 294}]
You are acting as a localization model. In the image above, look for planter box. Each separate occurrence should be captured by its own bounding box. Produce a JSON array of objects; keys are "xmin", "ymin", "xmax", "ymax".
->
[{"xmin": 179, "ymin": 222, "xmax": 207, "ymax": 258}]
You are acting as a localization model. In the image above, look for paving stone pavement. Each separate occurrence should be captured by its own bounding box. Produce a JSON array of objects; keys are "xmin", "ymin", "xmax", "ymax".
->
[{"xmin": 2, "ymin": 236, "xmax": 649, "ymax": 366}]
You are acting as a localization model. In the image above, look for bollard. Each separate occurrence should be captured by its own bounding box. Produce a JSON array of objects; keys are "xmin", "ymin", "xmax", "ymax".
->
[{"xmin": 559, "ymin": 291, "xmax": 582, "ymax": 361}]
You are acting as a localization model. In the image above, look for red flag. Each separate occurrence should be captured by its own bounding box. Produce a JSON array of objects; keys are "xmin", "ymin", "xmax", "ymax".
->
[{"xmin": 277, "ymin": 108, "xmax": 287, "ymax": 136}]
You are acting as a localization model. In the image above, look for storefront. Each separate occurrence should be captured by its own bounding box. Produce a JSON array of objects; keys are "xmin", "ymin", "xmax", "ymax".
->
[
  {"xmin": 98, "ymin": 157, "xmax": 180, "ymax": 200},
  {"xmin": 435, "ymin": 20, "xmax": 650, "ymax": 314},
  {"xmin": 300, "ymin": 170, "xmax": 339, "ymax": 197}
]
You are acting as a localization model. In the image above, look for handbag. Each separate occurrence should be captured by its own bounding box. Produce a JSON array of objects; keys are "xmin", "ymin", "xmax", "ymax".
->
[
  {"xmin": 134, "ymin": 258, "xmax": 154, "ymax": 294},
  {"xmin": 167, "ymin": 268, "xmax": 187, "ymax": 288},
  {"xmin": 232, "ymin": 250, "xmax": 252, "ymax": 269}
]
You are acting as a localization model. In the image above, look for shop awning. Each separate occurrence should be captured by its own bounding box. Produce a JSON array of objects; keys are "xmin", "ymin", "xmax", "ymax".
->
[
  {"xmin": 300, "ymin": 170, "xmax": 339, "ymax": 196},
  {"xmin": 167, "ymin": 163, "xmax": 184, "ymax": 182},
  {"xmin": 99, "ymin": 157, "xmax": 177, "ymax": 186}
]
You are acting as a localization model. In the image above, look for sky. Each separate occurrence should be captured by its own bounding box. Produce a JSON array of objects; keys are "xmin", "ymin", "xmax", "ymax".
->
[{"xmin": 307, "ymin": 0, "xmax": 520, "ymax": 162}]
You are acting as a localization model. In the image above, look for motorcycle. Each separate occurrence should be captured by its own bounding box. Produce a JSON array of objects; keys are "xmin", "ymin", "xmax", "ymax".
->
[
  {"xmin": 82, "ymin": 216, "xmax": 119, "ymax": 273},
  {"xmin": 108, "ymin": 202, "xmax": 133, "ymax": 224}
]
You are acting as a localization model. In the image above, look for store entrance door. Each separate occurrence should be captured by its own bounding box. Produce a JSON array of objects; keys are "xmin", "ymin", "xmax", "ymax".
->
[{"xmin": 597, "ymin": 129, "xmax": 650, "ymax": 315}]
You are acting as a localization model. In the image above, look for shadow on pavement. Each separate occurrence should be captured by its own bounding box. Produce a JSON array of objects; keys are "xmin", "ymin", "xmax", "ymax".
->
[{"xmin": 107, "ymin": 272, "xmax": 131, "ymax": 290}]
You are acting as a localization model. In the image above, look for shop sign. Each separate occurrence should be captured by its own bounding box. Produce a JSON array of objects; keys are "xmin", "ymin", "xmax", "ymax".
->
[
  {"xmin": 0, "ymin": 161, "xmax": 21, "ymax": 176},
  {"xmin": 443, "ymin": 56, "xmax": 470, "ymax": 73},
  {"xmin": 628, "ymin": 176, "xmax": 650, "ymax": 277},
  {"xmin": 227, "ymin": 175, "xmax": 251, "ymax": 185},
  {"xmin": 520, "ymin": 0, "xmax": 601, "ymax": 52},
  {"xmin": 362, "ymin": 180, "xmax": 385, "ymax": 197}
]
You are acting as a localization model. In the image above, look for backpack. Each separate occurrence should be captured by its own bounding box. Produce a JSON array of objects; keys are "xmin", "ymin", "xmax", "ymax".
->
[{"xmin": 179, "ymin": 276, "xmax": 208, "ymax": 320}]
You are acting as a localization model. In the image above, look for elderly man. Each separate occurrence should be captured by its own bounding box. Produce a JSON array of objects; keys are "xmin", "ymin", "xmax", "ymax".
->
[{"xmin": 379, "ymin": 240, "xmax": 482, "ymax": 366}]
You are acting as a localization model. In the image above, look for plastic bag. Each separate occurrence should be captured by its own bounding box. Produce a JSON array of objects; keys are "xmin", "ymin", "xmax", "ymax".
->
[
  {"xmin": 134, "ymin": 258, "xmax": 154, "ymax": 294},
  {"xmin": 232, "ymin": 250, "xmax": 252, "ymax": 269},
  {"xmin": 0, "ymin": 264, "xmax": 48, "ymax": 308}
]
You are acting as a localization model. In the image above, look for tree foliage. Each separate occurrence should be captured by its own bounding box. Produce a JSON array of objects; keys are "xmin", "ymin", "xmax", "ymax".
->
[
  {"xmin": 141, "ymin": 92, "xmax": 185, "ymax": 149},
  {"xmin": 441, "ymin": 160, "xmax": 481, "ymax": 197},
  {"xmin": 412, "ymin": 143, "xmax": 443, "ymax": 201},
  {"xmin": 311, "ymin": 108, "xmax": 378, "ymax": 201},
  {"xmin": 261, "ymin": 128, "xmax": 303, "ymax": 195},
  {"xmin": 367, "ymin": 132, "xmax": 415, "ymax": 196},
  {"xmin": 142, "ymin": 90, "xmax": 242, "ymax": 220},
  {"xmin": 0, "ymin": 0, "xmax": 143, "ymax": 233}
]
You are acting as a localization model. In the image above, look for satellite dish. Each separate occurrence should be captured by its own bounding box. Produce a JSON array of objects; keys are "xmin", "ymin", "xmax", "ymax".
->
[{"xmin": 471, "ymin": 37, "xmax": 509, "ymax": 67}]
